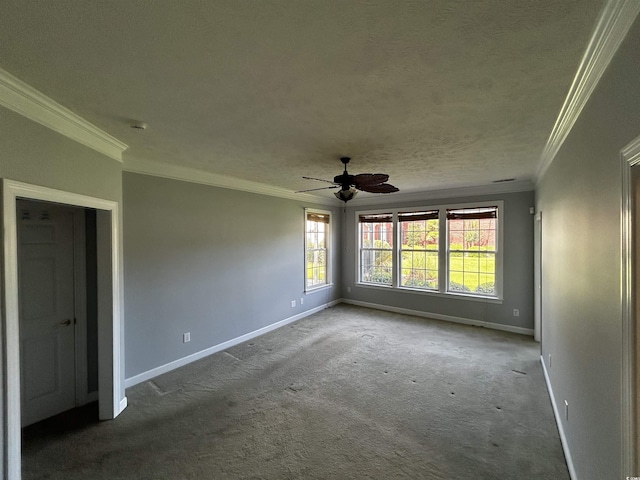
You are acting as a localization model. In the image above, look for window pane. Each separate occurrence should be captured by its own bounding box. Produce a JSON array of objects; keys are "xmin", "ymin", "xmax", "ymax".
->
[
  {"xmin": 449, "ymin": 220, "xmax": 463, "ymax": 251},
  {"xmin": 480, "ymin": 218, "xmax": 496, "ymax": 250},
  {"xmin": 361, "ymin": 249, "xmax": 392, "ymax": 285},
  {"xmin": 449, "ymin": 218, "xmax": 464, "ymax": 232},
  {"xmin": 361, "ymin": 223, "xmax": 373, "ymax": 247},
  {"xmin": 400, "ymin": 250, "xmax": 438, "ymax": 290}
]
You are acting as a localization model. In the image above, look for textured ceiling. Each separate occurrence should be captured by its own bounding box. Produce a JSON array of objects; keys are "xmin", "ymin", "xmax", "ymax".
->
[{"xmin": 0, "ymin": 1, "xmax": 604, "ymax": 197}]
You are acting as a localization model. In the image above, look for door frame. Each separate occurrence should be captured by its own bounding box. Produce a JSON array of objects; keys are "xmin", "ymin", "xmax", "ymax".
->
[
  {"xmin": 621, "ymin": 134, "xmax": 640, "ymax": 476},
  {"xmin": 71, "ymin": 208, "xmax": 90, "ymax": 406},
  {"xmin": 1, "ymin": 179, "xmax": 126, "ymax": 480},
  {"xmin": 533, "ymin": 211, "xmax": 542, "ymax": 342}
]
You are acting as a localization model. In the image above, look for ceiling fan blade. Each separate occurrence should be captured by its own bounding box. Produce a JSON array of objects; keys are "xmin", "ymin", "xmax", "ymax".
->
[
  {"xmin": 358, "ymin": 183, "xmax": 399, "ymax": 193},
  {"xmin": 353, "ymin": 173, "xmax": 389, "ymax": 186},
  {"xmin": 296, "ymin": 185, "xmax": 340, "ymax": 193},
  {"xmin": 302, "ymin": 176, "xmax": 337, "ymax": 185}
]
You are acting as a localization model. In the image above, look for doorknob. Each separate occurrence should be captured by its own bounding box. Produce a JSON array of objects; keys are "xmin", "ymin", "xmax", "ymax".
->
[{"xmin": 60, "ymin": 319, "xmax": 72, "ymax": 327}]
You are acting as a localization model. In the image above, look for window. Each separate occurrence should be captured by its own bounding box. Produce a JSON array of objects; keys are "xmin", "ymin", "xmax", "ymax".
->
[
  {"xmin": 359, "ymin": 213, "xmax": 393, "ymax": 285},
  {"xmin": 447, "ymin": 207, "xmax": 497, "ymax": 295},
  {"xmin": 305, "ymin": 209, "xmax": 331, "ymax": 291},
  {"xmin": 399, "ymin": 211, "xmax": 439, "ymax": 290},
  {"xmin": 357, "ymin": 202, "xmax": 502, "ymax": 300}
]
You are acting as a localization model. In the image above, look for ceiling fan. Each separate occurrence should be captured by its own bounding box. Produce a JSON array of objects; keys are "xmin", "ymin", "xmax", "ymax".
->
[{"xmin": 297, "ymin": 157, "xmax": 399, "ymax": 203}]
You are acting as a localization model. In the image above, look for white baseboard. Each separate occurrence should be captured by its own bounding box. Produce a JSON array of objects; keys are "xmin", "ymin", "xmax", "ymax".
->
[
  {"xmin": 342, "ymin": 299, "xmax": 534, "ymax": 336},
  {"xmin": 125, "ymin": 299, "xmax": 341, "ymax": 388},
  {"xmin": 541, "ymin": 355, "xmax": 577, "ymax": 480},
  {"xmin": 119, "ymin": 396, "xmax": 128, "ymax": 414},
  {"xmin": 125, "ymin": 297, "xmax": 530, "ymax": 389}
]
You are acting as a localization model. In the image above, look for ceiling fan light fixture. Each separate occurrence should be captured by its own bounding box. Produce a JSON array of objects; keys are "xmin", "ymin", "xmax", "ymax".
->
[{"xmin": 334, "ymin": 187, "xmax": 358, "ymax": 203}]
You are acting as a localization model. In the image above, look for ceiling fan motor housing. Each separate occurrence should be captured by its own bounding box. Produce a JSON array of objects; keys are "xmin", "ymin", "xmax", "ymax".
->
[{"xmin": 334, "ymin": 173, "xmax": 355, "ymax": 188}]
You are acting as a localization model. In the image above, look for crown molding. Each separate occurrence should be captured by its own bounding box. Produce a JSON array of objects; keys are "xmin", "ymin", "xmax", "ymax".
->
[
  {"xmin": 536, "ymin": 0, "xmax": 640, "ymax": 182},
  {"xmin": 345, "ymin": 180, "xmax": 535, "ymax": 207},
  {"xmin": 622, "ymin": 132, "xmax": 640, "ymax": 162},
  {"xmin": 124, "ymin": 157, "xmax": 534, "ymax": 207},
  {"xmin": 123, "ymin": 157, "xmax": 337, "ymax": 205},
  {"xmin": 0, "ymin": 67, "xmax": 128, "ymax": 162}
]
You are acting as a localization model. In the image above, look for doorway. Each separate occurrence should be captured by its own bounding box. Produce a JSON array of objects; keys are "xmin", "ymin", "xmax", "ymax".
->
[
  {"xmin": 1, "ymin": 179, "xmax": 126, "ymax": 480},
  {"xmin": 17, "ymin": 200, "xmax": 98, "ymax": 427},
  {"xmin": 621, "ymin": 134, "xmax": 640, "ymax": 476}
]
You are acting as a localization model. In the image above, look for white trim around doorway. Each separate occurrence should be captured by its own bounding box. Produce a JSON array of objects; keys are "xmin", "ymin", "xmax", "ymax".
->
[
  {"xmin": 621, "ymin": 134, "xmax": 640, "ymax": 477},
  {"xmin": 1, "ymin": 179, "xmax": 126, "ymax": 480}
]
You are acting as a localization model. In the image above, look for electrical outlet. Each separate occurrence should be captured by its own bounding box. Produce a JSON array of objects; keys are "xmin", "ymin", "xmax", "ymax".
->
[
  {"xmin": 513, "ymin": 309, "xmax": 520, "ymax": 317},
  {"xmin": 347, "ymin": 286, "xmax": 351, "ymax": 293},
  {"xmin": 290, "ymin": 300, "xmax": 296, "ymax": 308},
  {"xmin": 300, "ymin": 297, "xmax": 304, "ymax": 305},
  {"xmin": 564, "ymin": 400, "xmax": 569, "ymax": 420},
  {"xmin": 183, "ymin": 332, "xmax": 190, "ymax": 343}
]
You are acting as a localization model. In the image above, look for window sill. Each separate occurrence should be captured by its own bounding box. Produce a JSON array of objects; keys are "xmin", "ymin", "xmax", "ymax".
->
[
  {"xmin": 354, "ymin": 283, "xmax": 503, "ymax": 304},
  {"xmin": 305, "ymin": 283, "xmax": 334, "ymax": 294}
]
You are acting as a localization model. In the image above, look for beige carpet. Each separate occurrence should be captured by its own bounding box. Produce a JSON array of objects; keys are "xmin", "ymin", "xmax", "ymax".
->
[{"xmin": 23, "ymin": 304, "xmax": 568, "ymax": 479}]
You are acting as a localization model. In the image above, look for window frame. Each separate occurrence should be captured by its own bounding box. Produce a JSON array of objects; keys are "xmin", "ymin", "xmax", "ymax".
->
[
  {"xmin": 304, "ymin": 208, "xmax": 332, "ymax": 293},
  {"xmin": 355, "ymin": 201, "xmax": 504, "ymax": 302},
  {"xmin": 398, "ymin": 210, "xmax": 440, "ymax": 291},
  {"xmin": 358, "ymin": 213, "xmax": 394, "ymax": 286},
  {"xmin": 446, "ymin": 206, "xmax": 500, "ymax": 297}
]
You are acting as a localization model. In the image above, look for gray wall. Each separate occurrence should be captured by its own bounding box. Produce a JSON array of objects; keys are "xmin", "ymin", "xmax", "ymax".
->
[
  {"xmin": 536, "ymin": 17, "xmax": 640, "ymax": 480},
  {"xmin": 122, "ymin": 172, "xmax": 342, "ymax": 379},
  {"xmin": 341, "ymin": 190, "xmax": 535, "ymax": 330},
  {"xmin": 0, "ymin": 107, "xmax": 122, "ymax": 202},
  {"xmin": 0, "ymin": 108, "xmax": 124, "ymax": 378}
]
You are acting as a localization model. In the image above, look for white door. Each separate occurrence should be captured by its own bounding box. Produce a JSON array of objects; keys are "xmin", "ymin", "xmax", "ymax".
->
[{"xmin": 18, "ymin": 201, "xmax": 77, "ymax": 426}]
